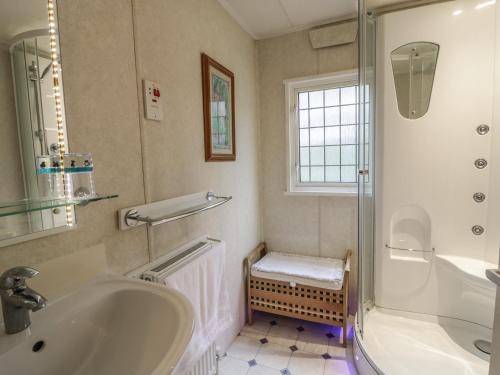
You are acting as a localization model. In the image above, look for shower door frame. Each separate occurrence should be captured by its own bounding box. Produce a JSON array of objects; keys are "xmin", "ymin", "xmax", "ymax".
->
[{"xmin": 357, "ymin": 0, "xmax": 376, "ymax": 338}]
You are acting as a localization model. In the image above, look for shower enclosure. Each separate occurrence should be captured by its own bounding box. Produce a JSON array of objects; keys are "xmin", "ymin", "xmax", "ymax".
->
[
  {"xmin": 355, "ymin": 0, "xmax": 500, "ymax": 374},
  {"xmin": 8, "ymin": 31, "xmax": 69, "ymax": 235}
]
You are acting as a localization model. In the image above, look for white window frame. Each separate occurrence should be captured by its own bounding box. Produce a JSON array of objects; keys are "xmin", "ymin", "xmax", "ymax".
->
[{"xmin": 284, "ymin": 70, "xmax": 359, "ymax": 196}]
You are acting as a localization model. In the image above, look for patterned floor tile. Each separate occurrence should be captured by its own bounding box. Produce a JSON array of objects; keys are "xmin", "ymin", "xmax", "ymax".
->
[
  {"xmin": 255, "ymin": 342, "xmax": 292, "ymax": 370},
  {"xmin": 219, "ymin": 356, "xmax": 250, "ymax": 375},
  {"xmin": 227, "ymin": 335, "xmax": 262, "ymax": 361}
]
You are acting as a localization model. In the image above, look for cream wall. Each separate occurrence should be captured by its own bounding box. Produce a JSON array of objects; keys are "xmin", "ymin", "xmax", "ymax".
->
[
  {"xmin": 131, "ymin": 0, "xmax": 262, "ymax": 348},
  {"xmin": 257, "ymin": 31, "xmax": 358, "ymax": 312},
  {"xmin": 0, "ymin": 0, "xmax": 262, "ymax": 351},
  {"xmin": 0, "ymin": 0, "xmax": 358, "ymax": 349},
  {"xmin": 0, "ymin": 0, "xmax": 149, "ymax": 274}
]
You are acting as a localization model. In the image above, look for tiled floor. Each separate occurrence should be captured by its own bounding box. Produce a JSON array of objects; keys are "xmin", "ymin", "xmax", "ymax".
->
[{"xmin": 219, "ymin": 312, "xmax": 358, "ymax": 375}]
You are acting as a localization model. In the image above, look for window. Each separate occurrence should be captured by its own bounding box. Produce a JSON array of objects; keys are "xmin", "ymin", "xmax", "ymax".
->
[{"xmin": 285, "ymin": 71, "xmax": 361, "ymax": 195}]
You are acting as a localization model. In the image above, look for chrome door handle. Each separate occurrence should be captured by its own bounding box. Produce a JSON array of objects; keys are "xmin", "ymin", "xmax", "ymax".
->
[{"xmin": 486, "ymin": 269, "xmax": 500, "ymax": 286}]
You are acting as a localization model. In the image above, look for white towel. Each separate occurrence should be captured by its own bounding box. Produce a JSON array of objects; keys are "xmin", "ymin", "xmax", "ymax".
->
[
  {"xmin": 252, "ymin": 251, "xmax": 345, "ymax": 289},
  {"xmin": 165, "ymin": 241, "xmax": 232, "ymax": 375}
]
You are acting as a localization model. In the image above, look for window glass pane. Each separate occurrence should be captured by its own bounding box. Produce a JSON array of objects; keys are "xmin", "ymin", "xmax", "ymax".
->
[
  {"xmin": 310, "ymin": 108, "xmax": 324, "ymax": 127},
  {"xmin": 325, "ymin": 88, "xmax": 340, "ymax": 106},
  {"xmin": 311, "ymin": 166, "xmax": 325, "ymax": 182},
  {"xmin": 325, "ymin": 107, "xmax": 340, "ymax": 126},
  {"xmin": 300, "ymin": 167, "xmax": 310, "ymax": 182},
  {"xmin": 325, "ymin": 145, "xmax": 340, "ymax": 165},
  {"xmin": 341, "ymin": 125, "xmax": 357, "ymax": 144},
  {"xmin": 310, "ymin": 147, "xmax": 324, "ymax": 166},
  {"xmin": 299, "ymin": 110, "xmax": 309, "ymax": 128},
  {"xmin": 300, "ymin": 147, "xmax": 309, "ymax": 165},
  {"xmin": 341, "ymin": 86, "xmax": 357, "ymax": 105},
  {"xmin": 364, "ymin": 102, "xmax": 370, "ymax": 120},
  {"xmin": 309, "ymin": 91, "xmax": 324, "ymax": 108},
  {"xmin": 326, "ymin": 166, "xmax": 340, "ymax": 182},
  {"xmin": 341, "ymin": 145, "xmax": 356, "ymax": 165},
  {"xmin": 310, "ymin": 128, "xmax": 324, "ymax": 146},
  {"xmin": 325, "ymin": 126, "xmax": 340, "ymax": 145},
  {"xmin": 341, "ymin": 104, "xmax": 356, "ymax": 125},
  {"xmin": 299, "ymin": 129, "xmax": 309, "ymax": 146},
  {"xmin": 299, "ymin": 92, "xmax": 309, "ymax": 109},
  {"xmin": 341, "ymin": 166, "xmax": 357, "ymax": 182},
  {"xmin": 364, "ymin": 123, "xmax": 370, "ymax": 140},
  {"xmin": 292, "ymin": 81, "xmax": 360, "ymax": 188}
]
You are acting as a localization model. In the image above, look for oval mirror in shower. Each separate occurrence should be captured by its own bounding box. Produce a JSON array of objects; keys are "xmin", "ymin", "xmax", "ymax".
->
[{"xmin": 390, "ymin": 42, "xmax": 439, "ymax": 119}]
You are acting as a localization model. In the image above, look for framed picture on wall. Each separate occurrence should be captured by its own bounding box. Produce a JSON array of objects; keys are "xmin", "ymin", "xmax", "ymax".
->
[{"xmin": 201, "ymin": 53, "xmax": 236, "ymax": 161}]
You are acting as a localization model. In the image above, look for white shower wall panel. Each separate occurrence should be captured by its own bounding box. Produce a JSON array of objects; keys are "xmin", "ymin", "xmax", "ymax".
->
[{"xmin": 375, "ymin": 0, "xmax": 496, "ymax": 324}]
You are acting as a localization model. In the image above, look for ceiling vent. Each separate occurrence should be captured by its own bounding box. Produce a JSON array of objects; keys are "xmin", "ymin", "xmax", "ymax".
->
[{"xmin": 309, "ymin": 20, "xmax": 358, "ymax": 49}]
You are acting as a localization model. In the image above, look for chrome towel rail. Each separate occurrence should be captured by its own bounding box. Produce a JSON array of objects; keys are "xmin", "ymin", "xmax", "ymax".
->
[
  {"xmin": 385, "ymin": 244, "xmax": 435, "ymax": 253},
  {"xmin": 119, "ymin": 192, "xmax": 232, "ymax": 229}
]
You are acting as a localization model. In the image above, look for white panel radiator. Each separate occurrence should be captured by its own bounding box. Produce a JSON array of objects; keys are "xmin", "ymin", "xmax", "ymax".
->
[
  {"xmin": 128, "ymin": 236, "xmax": 221, "ymax": 375},
  {"xmin": 188, "ymin": 341, "xmax": 218, "ymax": 375}
]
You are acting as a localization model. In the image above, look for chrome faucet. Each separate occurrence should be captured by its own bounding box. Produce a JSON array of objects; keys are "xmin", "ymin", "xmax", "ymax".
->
[{"xmin": 0, "ymin": 267, "xmax": 47, "ymax": 334}]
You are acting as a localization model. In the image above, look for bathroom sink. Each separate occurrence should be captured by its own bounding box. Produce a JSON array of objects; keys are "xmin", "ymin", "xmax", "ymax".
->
[{"xmin": 0, "ymin": 275, "xmax": 194, "ymax": 375}]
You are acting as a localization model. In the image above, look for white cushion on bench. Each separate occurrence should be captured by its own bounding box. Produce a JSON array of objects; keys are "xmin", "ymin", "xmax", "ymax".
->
[{"xmin": 251, "ymin": 251, "xmax": 345, "ymax": 290}]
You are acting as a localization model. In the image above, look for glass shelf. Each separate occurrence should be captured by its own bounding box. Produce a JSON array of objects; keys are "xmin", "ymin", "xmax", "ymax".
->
[{"xmin": 0, "ymin": 194, "xmax": 119, "ymax": 218}]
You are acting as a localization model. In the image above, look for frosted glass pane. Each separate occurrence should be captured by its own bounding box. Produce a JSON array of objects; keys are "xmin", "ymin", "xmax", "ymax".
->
[
  {"xmin": 300, "ymin": 129, "xmax": 309, "ymax": 146},
  {"xmin": 325, "ymin": 89, "xmax": 340, "ymax": 106},
  {"xmin": 300, "ymin": 147, "xmax": 309, "ymax": 165},
  {"xmin": 341, "ymin": 86, "xmax": 356, "ymax": 105},
  {"xmin": 341, "ymin": 105, "xmax": 356, "ymax": 125},
  {"xmin": 326, "ymin": 166, "xmax": 340, "ymax": 182},
  {"xmin": 309, "ymin": 90, "xmax": 324, "ymax": 108},
  {"xmin": 325, "ymin": 126, "xmax": 340, "ymax": 145},
  {"xmin": 325, "ymin": 107, "xmax": 340, "ymax": 126},
  {"xmin": 310, "ymin": 147, "xmax": 324, "ymax": 166},
  {"xmin": 299, "ymin": 92, "xmax": 309, "ymax": 109},
  {"xmin": 301, "ymin": 167, "xmax": 310, "ymax": 182},
  {"xmin": 311, "ymin": 167, "xmax": 324, "ymax": 182},
  {"xmin": 325, "ymin": 146, "xmax": 340, "ymax": 165},
  {"xmin": 310, "ymin": 128, "xmax": 324, "ymax": 146},
  {"xmin": 299, "ymin": 110, "xmax": 309, "ymax": 128},
  {"xmin": 341, "ymin": 125, "xmax": 357, "ymax": 144},
  {"xmin": 310, "ymin": 108, "xmax": 324, "ymax": 127},
  {"xmin": 341, "ymin": 145, "xmax": 356, "ymax": 165},
  {"xmin": 341, "ymin": 166, "xmax": 357, "ymax": 182}
]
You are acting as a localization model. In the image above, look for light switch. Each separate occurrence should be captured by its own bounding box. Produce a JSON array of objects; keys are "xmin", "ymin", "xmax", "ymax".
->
[{"xmin": 142, "ymin": 79, "xmax": 163, "ymax": 121}]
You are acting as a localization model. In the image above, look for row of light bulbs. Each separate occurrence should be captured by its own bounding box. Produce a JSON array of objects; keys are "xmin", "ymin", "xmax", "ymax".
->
[{"xmin": 47, "ymin": 0, "xmax": 73, "ymax": 226}]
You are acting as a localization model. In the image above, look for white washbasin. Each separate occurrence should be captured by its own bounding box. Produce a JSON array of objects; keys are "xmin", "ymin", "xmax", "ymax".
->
[{"xmin": 0, "ymin": 275, "xmax": 194, "ymax": 375}]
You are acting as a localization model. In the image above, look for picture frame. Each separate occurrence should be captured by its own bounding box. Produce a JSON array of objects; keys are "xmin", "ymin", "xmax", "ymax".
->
[{"xmin": 201, "ymin": 53, "xmax": 236, "ymax": 161}]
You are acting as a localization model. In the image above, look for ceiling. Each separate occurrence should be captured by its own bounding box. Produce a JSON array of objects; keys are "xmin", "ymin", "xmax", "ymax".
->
[
  {"xmin": 217, "ymin": 0, "xmax": 418, "ymax": 40},
  {"xmin": 0, "ymin": 0, "xmax": 49, "ymax": 45},
  {"xmin": 217, "ymin": 0, "xmax": 358, "ymax": 40}
]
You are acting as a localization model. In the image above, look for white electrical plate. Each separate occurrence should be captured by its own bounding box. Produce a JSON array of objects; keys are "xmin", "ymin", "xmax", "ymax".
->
[{"xmin": 142, "ymin": 79, "xmax": 163, "ymax": 121}]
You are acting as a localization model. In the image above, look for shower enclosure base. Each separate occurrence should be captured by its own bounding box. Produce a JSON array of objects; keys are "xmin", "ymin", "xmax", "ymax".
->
[{"xmin": 354, "ymin": 308, "xmax": 491, "ymax": 375}]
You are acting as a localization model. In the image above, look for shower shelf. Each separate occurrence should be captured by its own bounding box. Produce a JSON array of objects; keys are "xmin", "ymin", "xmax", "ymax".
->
[
  {"xmin": 119, "ymin": 191, "xmax": 232, "ymax": 229},
  {"xmin": 385, "ymin": 244, "xmax": 435, "ymax": 253},
  {"xmin": 0, "ymin": 193, "xmax": 119, "ymax": 218}
]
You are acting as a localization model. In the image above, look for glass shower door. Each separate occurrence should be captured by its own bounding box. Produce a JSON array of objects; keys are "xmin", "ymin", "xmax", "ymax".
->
[{"xmin": 357, "ymin": 2, "xmax": 376, "ymax": 337}]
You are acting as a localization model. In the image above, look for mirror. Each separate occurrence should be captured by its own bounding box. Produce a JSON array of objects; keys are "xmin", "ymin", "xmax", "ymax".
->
[
  {"xmin": 390, "ymin": 42, "xmax": 439, "ymax": 119},
  {"xmin": 0, "ymin": 0, "xmax": 73, "ymax": 246}
]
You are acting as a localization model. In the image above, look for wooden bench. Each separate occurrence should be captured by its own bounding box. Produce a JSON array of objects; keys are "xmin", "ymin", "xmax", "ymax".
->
[{"xmin": 245, "ymin": 243, "xmax": 351, "ymax": 346}]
